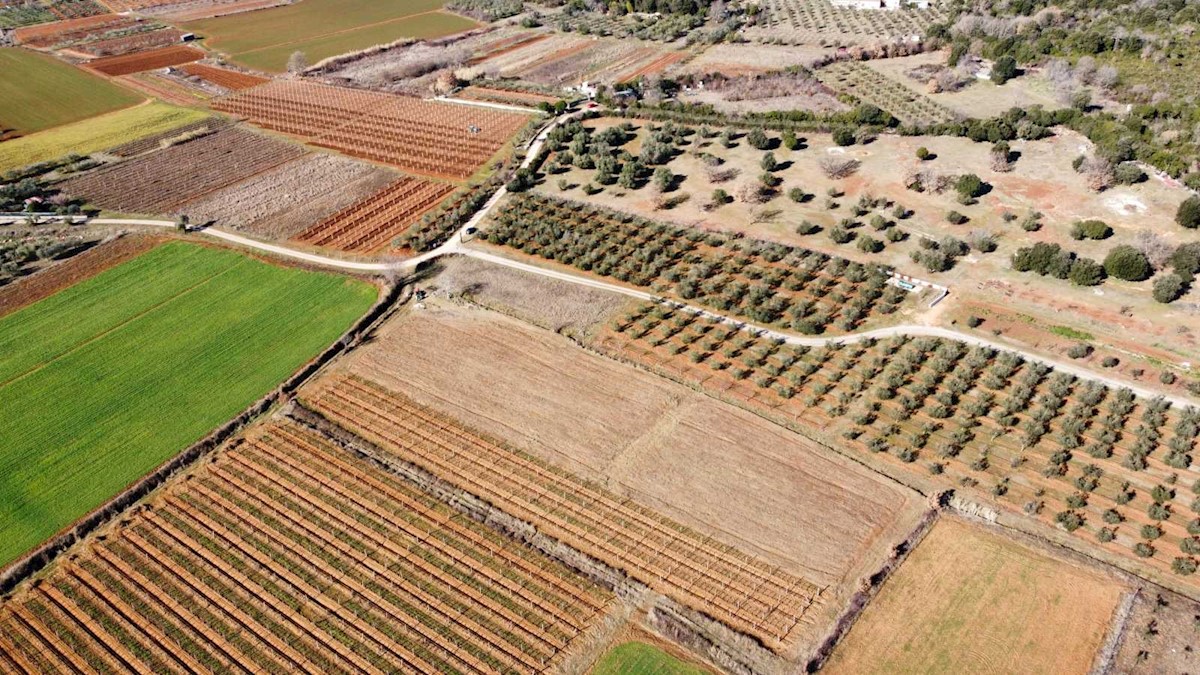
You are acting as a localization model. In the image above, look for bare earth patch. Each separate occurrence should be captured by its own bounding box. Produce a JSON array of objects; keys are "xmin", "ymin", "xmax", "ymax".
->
[
  {"xmin": 334, "ymin": 298, "xmax": 926, "ymax": 598},
  {"xmin": 1113, "ymin": 588, "xmax": 1200, "ymax": 674},
  {"xmin": 826, "ymin": 517, "xmax": 1125, "ymax": 675}
]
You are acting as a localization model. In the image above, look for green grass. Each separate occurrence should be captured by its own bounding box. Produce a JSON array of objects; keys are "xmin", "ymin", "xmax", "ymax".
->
[
  {"xmin": 182, "ymin": 0, "xmax": 476, "ymax": 72},
  {"xmin": 592, "ymin": 642, "xmax": 709, "ymax": 675},
  {"xmin": 0, "ymin": 102, "xmax": 210, "ymax": 174},
  {"xmin": 0, "ymin": 48, "xmax": 144, "ymax": 136},
  {"xmin": 0, "ymin": 242, "xmax": 376, "ymax": 567},
  {"xmin": 1049, "ymin": 325, "xmax": 1095, "ymax": 341}
]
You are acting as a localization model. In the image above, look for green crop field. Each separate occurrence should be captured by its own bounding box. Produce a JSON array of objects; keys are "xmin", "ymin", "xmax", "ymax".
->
[
  {"xmin": 0, "ymin": 242, "xmax": 376, "ymax": 568},
  {"xmin": 0, "ymin": 101, "xmax": 209, "ymax": 174},
  {"xmin": 182, "ymin": 0, "xmax": 476, "ymax": 72},
  {"xmin": 592, "ymin": 642, "xmax": 710, "ymax": 675},
  {"xmin": 0, "ymin": 48, "xmax": 144, "ymax": 136}
]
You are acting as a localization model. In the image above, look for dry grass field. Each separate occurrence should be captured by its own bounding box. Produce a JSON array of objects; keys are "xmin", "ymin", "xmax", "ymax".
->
[
  {"xmin": 825, "ymin": 517, "xmax": 1125, "ymax": 675},
  {"xmin": 330, "ymin": 298, "xmax": 927, "ymax": 597},
  {"xmin": 1113, "ymin": 588, "xmax": 1200, "ymax": 673}
]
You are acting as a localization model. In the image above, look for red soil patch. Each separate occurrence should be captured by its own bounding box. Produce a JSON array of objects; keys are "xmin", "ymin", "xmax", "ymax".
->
[
  {"xmin": 87, "ymin": 44, "xmax": 205, "ymax": 76},
  {"xmin": 618, "ymin": 51, "xmax": 687, "ymax": 82},
  {"xmin": 180, "ymin": 62, "xmax": 268, "ymax": 90}
]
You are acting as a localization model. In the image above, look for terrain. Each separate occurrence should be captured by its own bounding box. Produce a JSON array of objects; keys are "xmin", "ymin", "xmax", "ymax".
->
[{"xmin": 0, "ymin": 48, "xmax": 142, "ymax": 136}]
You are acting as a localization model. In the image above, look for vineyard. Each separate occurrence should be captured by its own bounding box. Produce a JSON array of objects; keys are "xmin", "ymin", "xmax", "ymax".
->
[
  {"xmin": 293, "ymin": 177, "xmax": 454, "ymax": 253},
  {"xmin": 1, "ymin": 0, "xmax": 103, "ymax": 28},
  {"xmin": 304, "ymin": 375, "xmax": 825, "ymax": 652},
  {"xmin": 0, "ymin": 420, "xmax": 610, "ymax": 673},
  {"xmin": 483, "ymin": 193, "xmax": 911, "ymax": 335},
  {"xmin": 600, "ymin": 300, "xmax": 1200, "ymax": 583},
  {"xmin": 744, "ymin": 0, "xmax": 948, "ymax": 44},
  {"xmin": 211, "ymin": 81, "xmax": 531, "ymax": 180},
  {"xmin": 61, "ymin": 126, "xmax": 304, "ymax": 214},
  {"xmin": 106, "ymin": 115, "xmax": 228, "ymax": 156},
  {"xmin": 179, "ymin": 62, "xmax": 268, "ymax": 91},
  {"xmin": 86, "ymin": 44, "xmax": 205, "ymax": 76},
  {"xmin": 815, "ymin": 61, "xmax": 959, "ymax": 126}
]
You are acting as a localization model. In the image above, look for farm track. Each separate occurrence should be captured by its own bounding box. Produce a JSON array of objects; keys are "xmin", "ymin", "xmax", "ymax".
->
[
  {"xmin": 0, "ymin": 421, "xmax": 610, "ymax": 672},
  {"xmin": 305, "ymin": 375, "xmax": 824, "ymax": 652}
]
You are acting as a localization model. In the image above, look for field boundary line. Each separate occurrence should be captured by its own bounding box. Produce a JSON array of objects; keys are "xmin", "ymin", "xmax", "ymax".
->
[{"xmin": 0, "ymin": 256, "xmax": 248, "ymax": 390}]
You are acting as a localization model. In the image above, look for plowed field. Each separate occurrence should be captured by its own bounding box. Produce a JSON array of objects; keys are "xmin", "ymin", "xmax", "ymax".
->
[
  {"xmin": 0, "ymin": 418, "xmax": 611, "ymax": 672},
  {"xmin": 293, "ymin": 176, "xmax": 453, "ymax": 253},
  {"xmin": 86, "ymin": 44, "xmax": 204, "ymax": 76}
]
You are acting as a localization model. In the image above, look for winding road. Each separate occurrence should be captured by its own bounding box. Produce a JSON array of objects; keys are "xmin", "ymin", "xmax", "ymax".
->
[{"xmin": 48, "ymin": 109, "xmax": 1195, "ymax": 408}]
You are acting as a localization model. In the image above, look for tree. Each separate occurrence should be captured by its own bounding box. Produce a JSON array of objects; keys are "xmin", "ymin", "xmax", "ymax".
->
[
  {"xmin": 709, "ymin": 189, "xmax": 730, "ymax": 207},
  {"xmin": 287, "ymin": 50, "xmax": 308, "ymax": 74},
  {"xmin": 832, "ymin": 128, "xmax": 855, "ymax": 147},
  {"xmin": 955, "ymin": 173, "xmax": 986, "ymax": 201},
  {"xmin": 1178, "ymin": 196, "xmax": 1200, "ymax": 229},
  {"xmin": 747, "ymin": 128, "xmax": 770, "ymax": 150},
  {"xmin": 1104, "ymin": 245, "xmax": 1152, "ymax": 281},
  {"xmin": 991, "ymin": 56, "xmax": 1018, "ymax": 85},
  {"xmin": 1070, "ymin": 219, "xmax": 1112, "ymax": 240},
  {"xmin": 1153, "ymin": 274, "xmax": 1186, "ymax": 303},
  {"xmin": 653, "ymin": 167, "xmax": 672, "ymax": 192},
  {"xmin": 175, "ymin": 214, "xmax": 189, "ymax": 232},
  {"xmin": 760, "ymin": 152, "xmax": 777, "ymax": 172}
]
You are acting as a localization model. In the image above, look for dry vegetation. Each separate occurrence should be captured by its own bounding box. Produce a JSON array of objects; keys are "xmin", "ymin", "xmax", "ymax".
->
[
  {"xmin": 743, "ymin": 0, "xmax": 948, "ymax": 45},
  {"xmin": 172, "ymin": 153, "xmax": 396, "ymax": 239},
  {"xmin": 816, "ymin": 61, "xmax": 959, "ymax": 126},
  {"xmin": 61, "ymin": 127, "xmax": 305, "ymax": 214},
  {"xmin": 292, "ymin": 176, "xmax": 454, "ymax": 253},
  {"xmin": 825, "ymin": 517, "xmax": 1124, "ymax": 674}
]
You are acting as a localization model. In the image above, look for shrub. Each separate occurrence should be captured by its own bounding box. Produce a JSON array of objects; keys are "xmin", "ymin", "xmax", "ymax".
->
[
  {"xmin": 710, "ymin": 188, "xmax": 730, "ymax": 206},
  {"xmin": 916, "ymin": 146, "xmax": 931, "ymax": 161},
  {"xmin": 1070, "ymin": 219, "xmax": 1113, "ymax": 240},
  {"xmin": 1102, "ymin": 356, "xmax": 1119, "ymax": 367},
  {"xmin": 787, "ymin": 187, "xmax": 807, "ymax": 202},
  {"xmin": 857, "ymin": 235, "xmax": 883, "ymax": 253},
  {"xmin": 1104, "ymin": 245, "xmax": 1152, "ymax": 281},
  {"xmin": 955, "ymin": 173, "xmax": 986, "ymax": 200},
  {"xmin": 832, "ymin": 128, "xmax": 856, "ymax": 146},
  {"xmin": 1178, "ymin": 195, "xmax": 1200, "ymax": 229},
  {"xmin": 991, "ymin": 56, "xmax": 1018, "ymax": 84},
  {"xmin": 829, "ymin": 226, "xmax": 854, "ymax": 244},
  {"xmin": 1154, "ymin": 274, "xmax": 1186, "ymax": 303},
  {"xmin": 1069, "ymin": 257, "xmax": 1106, "ymax": 286},
  {"xmin": 966, "ymin": 316, "xmax": 983, "ymax": 328},
  {"xmin": 886, "ymin": 228, "xmax": 906, "ymax": 242},
  {"xmin": 760, "ymin": 152, "xmax": 777, "ymax": 171},
  {"xmin": 1134, "ymin": 542, "xmax": 1155, "ymax": 558},
  {"xmin": 947, "ymin": 210, "xmax": 968, "ymax": 224},
  {"xmin": 1068, "ymin": 343, "xmax": 1093, "ymax": 359},
  {"xmin": 747, "ymin": 128, "xmax": 770, "ymax": 150},
  {"xmin": 1173, "ymin": 557, "xmax": 1198, "ymax": 575},
  {"xmin": 1114, "ymin": 163, "xmax": 1146, "ymax": 184},
  {"xmin": 796, "ymin": 220, "xmax": 820, "ymax": 235}
]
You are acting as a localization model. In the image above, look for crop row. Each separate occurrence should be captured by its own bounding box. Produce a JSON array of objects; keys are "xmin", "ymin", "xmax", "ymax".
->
[
  {"xmin": 817, "ymin": 61, "xmax": 958, "ymax": 126},
  {"xmin": 0, "ymin": 420, "xmax": 609, "ymax": 673},
  {"xmin": 603, "ymin": 301, "xmax": 1200, "ymax": 580},
  {"xmin": 178, "ymin": 63, "xmax": 268, "ymax": 91},
  {"xmin": 293, "ymin": 177, "xmax": 454, "ymax": 253},
  {"xmin": 484, "ymin": 193, "xmax": 911, "ymax": 334},
  {"xmin": 748, "ymin": 0, "xmax": 947, "ymax": 43},
  {"xmin": 61, "ymin": 126, "xmax": 304, "ymax": 214},
  {"xmin": 211, "ymin": 80, "xmax": 531, "ymax": 180},
  {"xmin": 306, "ymin": 375, "xmax": 823, "ymax": 652}
]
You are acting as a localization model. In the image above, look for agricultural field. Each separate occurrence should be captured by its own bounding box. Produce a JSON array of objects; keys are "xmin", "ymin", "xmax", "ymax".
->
[
  {"xmin": 105, "ymin": 115, "xmax": 229, "ymax": 157},
  {"xmin": 0, "ymin": 47, "xmax": 143, "ymax": 136},
  {"xmin": 863, "ymin": 51, "xmax": 1066, "ymax": 120},
  {"xmin": 742, "ymin": 0, "xmax": 948, "ymax": 45},
  {"xmin": 114, "ymin": 70, "xmax": 214, "ymax": 106},
  {"xmin": 1112, "ymin": 588, "xmax": 1200, "ymax": 673},
  {"xmin": 328, "ymin": 297, "xmax": 927, "ymax": 640},
  {"xmin": 70, "ymin": 26, "xmax": 186, "ymax": 57},
  {"xmin": 592, "ymin": 641, "xmax": 711, "ymax": 674},
  {"xmin": 181, "ymin": 0, "xmax": 477, "ymax": 72},
  {"xmin": 0, "ymin": 0, "xmax": 104, "ymax": 28},
  {"xmin": 824, "ymin": 518, "xmax": 1124, "ymax": 674},
  {"xmin": 12, "ymin": 13, "xmax": 142, "ymax": 48},
  {"xmin": 815, "ymin": 61, "xmax": 959, "ymax": 126},
  {"xmin": 483, "ymin": 193, "xmax": 917, "ymax": 335},
  {"xmin": 212, "ymin": 80, "xmax": 531, "ymax": 180},
  {"xmin": 303, "ymin": 374, "xmax": 826, "ymax": 652},
  {"xmin": 178, "ymin": 62, "xmax": 268, "ymax": 91},
  {"xmin": 99, "ymin": 0, "xmax": 285, "ymax": 18},
  {"xmin": 668, "ymin": 43, "xmax": 831, "ymax": 77},
  {"xmin": 0, "ymin": 101, "xmax": 209, "ymax": 173},
  {"xmin": 454, "ymin": 85, "xmax": 561, "ymax": 109},
  {"xmin": 85, "ymin": 44, "xmax": 205, "ymax": 76},
  {"xmin": 598, "ymin": 296, "xmax": 1200, "ymax": 586},
  {"xmin": 0, "ymin": 418, "xmax": 611, "ymax": 672},
  {"xmin": 292, "ymin": 176, "xmax": 454, "ymax": 253},
  {"xmin": 175, "ymin": 153, "xmax": 397, "ymax": 240},
  {"xmin": 540, "ymin": 119, "xmax": 1200, "ymax": 373},
  {"xmin": 0, "ymin": 242, "xmax": 376, "ymax": 567},
  {"xmin": 61, "ymin": 126, "xmax": 305, "ymax": 214}
]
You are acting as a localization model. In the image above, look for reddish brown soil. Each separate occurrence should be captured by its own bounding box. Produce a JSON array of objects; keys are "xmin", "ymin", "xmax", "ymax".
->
[
  {"xmin": 86, "ymin": 45, "xmax": 205, "ymax": 76},
  {"xmin": 179, "ymin": 63, "xmax": 268, "ymax": 90}
]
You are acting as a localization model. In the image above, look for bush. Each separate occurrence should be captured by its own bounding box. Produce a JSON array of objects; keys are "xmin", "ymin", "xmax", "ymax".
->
[
  {"xmin": 710, "ymin": 188, "xmax": 730, "ymax": 206},
  {"xmin": 760, "ymin": 152, "xmax": 777, "ymax": 172},
  {"xmin": 1114, "ymin": 162, "xmax": 1146, "ymax": 184},
  {"xmin": 1104, "ymin": 245, "xmax": 1152, "ymax": 281},
  {"xmin": 787, "ymin": 187, "xmax": 807, "ymax": 202},
  {"xmin": 946, "ymin": 210, "xmax": 968, "ymax": 224},
  {"xmin": 796, "ymin": 220, "xmax": 820, "ymax": 235},
  {"xmin": 1102, "ymin": 356, "xmax": 1119, "ymax": 367},
  {"xmin": 1070, "ymin": 219, "xmax": 1113, "ymax": 240},
  {"xmin": 1069, "ymin": 257, "xmax": 1106, "ymax": 286},
  {"xmin": 1067, "ymin": 343, "xmax": 1093, "ymax": 359},
  {"xmin": 829, "ymin": 226, "xmax": 854, "ymax": 244},
  {"xmin": 1154, "ymin": 273, "xmax": 1187, "ymax": 303},
  {"xmin": 991, "ymin": 56, "xmax": 1018, "ymax": 84},
  {"xmin": 916, "ymin": 146, "xmax": 931, "ymax": 161},
  {"xmin": 747, "ymin": 128, "xmax": 770, "ymax": 150},
  {"xmin": 832, "ymin": 128, "xmax": 855, "ymax": 147},
  {"xmin": 857, "ymin": 235, "xmax": 883, "ymax": 253},
  {"xmin": 966, "ymin": 315, "xmax": 983, "ymax": 328},
  {"xmin": 1178, "ymin": 195, "xmax": 1200, "ymax": 229},
  {"xmin": 955, "ymin": 173, "xmax": 986, "ymax": 200}
]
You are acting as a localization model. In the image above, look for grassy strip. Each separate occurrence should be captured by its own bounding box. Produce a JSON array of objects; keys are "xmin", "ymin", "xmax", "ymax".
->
[
  {"xmin": 593, "ymin": 642, "xmax": 710, "ymax": 675},
  {"xmin": 0, "ymin": 242, "xmax": 376, "ymax": 567}
]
